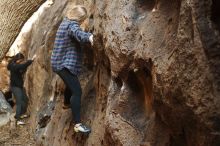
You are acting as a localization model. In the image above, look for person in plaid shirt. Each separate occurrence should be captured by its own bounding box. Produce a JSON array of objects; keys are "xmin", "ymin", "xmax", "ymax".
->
[{"xmin": 51, "ymin": 5, "xmax": 93, "ymax": 133}]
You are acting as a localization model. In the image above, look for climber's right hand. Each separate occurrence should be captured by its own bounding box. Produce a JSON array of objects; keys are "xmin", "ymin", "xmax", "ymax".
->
[
  {"xmin": 89, "ymin": 35, "xmax": 93, "ymax": 46},
  {"xmin": 31, "ymin": 54, "xmax": 37, "ymax": 61}
]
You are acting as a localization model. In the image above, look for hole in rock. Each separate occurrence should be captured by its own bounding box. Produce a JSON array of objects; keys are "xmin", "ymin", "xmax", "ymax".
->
[
  {"xmin": 89, "ymin": 14, "xmax": 94, "ymax": 19},
  {"xmin": 136, "ymin": 0, "xmax": 156, "ymax": 11},
  {"xmin": 126, "ymin": 27, "xmax": 131, "ymax": 31},
  {"xmin": 132, "ymin": 66, "xmax": 153, "ymax": 114},
  {"xmin": 127, "ymin": 71, "xmax": 143, "ymax": 94},
  {"xmin": 170, "ymin": 129, "xmax": 187, "ymax": 146},
  {"xmin": 114, "ymin": 77, "xmax": 123, "ymax": 88},
  {"xmin": 4, "ymin": 91, "xmax": 15, "ymax": 107},
  {"xmin": 117, "ymin": 69, "xmax": 152, "ymax": 130},
  {"xmin": 211, "ymin": 0, "xmax": 220, "ymax": 31}
]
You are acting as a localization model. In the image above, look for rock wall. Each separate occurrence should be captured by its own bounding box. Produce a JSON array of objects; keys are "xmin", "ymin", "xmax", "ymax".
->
[
  {"xmin": 0, "ymin": 92, "xmax": 12, "ymax": 127},
  {"xmin": 1, "ymin": 0, "xmax": 220, "ymax": 146}
]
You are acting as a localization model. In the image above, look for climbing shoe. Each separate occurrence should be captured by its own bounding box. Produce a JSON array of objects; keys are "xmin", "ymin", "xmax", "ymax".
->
[
  {"xmin": 20, "ymin": 114, "xmax": 30, "ymax": 119},
  {"xmin": 74, "ymin": 123, "xmax": 91, "ymax": 133},
  {"xmin": 16, "ymin": 120, "xmax": 26, "ymax": 125}
]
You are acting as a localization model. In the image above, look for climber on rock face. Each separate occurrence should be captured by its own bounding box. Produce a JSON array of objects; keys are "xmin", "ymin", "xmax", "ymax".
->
[
  {"xmin": 51, "ymin": 5, "xmax": 93, "ymax": 133},
  {"xmin": 7, "ymin": 53, "xmax": 35, "ymax": 125}
]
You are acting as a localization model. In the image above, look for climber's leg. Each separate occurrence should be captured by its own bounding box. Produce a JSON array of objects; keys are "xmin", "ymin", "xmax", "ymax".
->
[
  {"xmin": 56, "ymin": 68, "xmax": 91, "ymax": 133},
  {"xmin": 63, "ymin": 87, "xmax": 71, "ymax": 109},
  {"xmin": 11, "ymin": 87, "xmax": 23, "ymax": 119},
  {"xmin": 56, "ymin": 68, "xmax": 81, "ymax": 122}
]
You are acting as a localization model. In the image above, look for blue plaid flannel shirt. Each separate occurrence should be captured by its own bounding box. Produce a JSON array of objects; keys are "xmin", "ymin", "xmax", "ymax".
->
[{"xmin": 51, "ymin": 18, "xmax": 92, "ymax": 75}]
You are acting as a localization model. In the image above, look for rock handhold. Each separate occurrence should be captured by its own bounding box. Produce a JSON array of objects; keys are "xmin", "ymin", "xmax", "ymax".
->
[{"xmin": 37, "ymin": 100, "xmax": 55, "ymax": 129}]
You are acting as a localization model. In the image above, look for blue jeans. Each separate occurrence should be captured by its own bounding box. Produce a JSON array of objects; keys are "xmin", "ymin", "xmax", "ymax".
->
[
  {"xmin": 56, "ymin": 68, "xmax": 82, "ymax": 123},
  {"xmin": 11, "ymin": 87, "xmax": 28, "ymax": 119}
]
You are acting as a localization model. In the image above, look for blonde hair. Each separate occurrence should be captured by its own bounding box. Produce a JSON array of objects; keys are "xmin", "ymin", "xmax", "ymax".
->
[{"xmin": 66, "ymin": 5, "xmax": 87, "ymax": 22}]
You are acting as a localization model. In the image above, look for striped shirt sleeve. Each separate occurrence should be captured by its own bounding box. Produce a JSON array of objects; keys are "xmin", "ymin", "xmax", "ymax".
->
[{"xmin": 68, "ymin": 22, "xmax": 92, "ymax": 43}]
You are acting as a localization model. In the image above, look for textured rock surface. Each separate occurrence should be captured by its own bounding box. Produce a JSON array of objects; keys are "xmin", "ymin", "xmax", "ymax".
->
[
  {"xmin": 0, "ymin": 0, "xmax": 220, "ymax": 145},
  {"xmin": 0, "ymin": 60, "xmax": 10, "ymax": 93},
  {"xmin": 0, "ymin": 92, "xmax": 12, "ymax": 127},
  {"xmin": 0, "ymin": 0, "xmax": 46, "ymax": 61}
]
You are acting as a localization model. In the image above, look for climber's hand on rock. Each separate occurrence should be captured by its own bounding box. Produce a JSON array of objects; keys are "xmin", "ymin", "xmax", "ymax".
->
[
  {"xmin": 31, "ymin": 55, "xmax": 37, "ymax": 61},
  {"xmin": 89, "ymin": 35, "xmax": 93, "ymax": 46}
]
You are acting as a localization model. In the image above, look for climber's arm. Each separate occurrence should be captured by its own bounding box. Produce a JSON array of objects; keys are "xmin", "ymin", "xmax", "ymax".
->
[
  {"xmin": 68, "ymin": 22, "xmax": 93, "ymax": 43},
  {"xmin": 12, "ymin": 60, "xmax": 33, "ymax": 71}
]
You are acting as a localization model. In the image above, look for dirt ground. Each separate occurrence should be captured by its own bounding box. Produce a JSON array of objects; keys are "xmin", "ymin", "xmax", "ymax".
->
[{"xmin": 0, "ymin": 119, "xmax": 36, "ymax": 146}]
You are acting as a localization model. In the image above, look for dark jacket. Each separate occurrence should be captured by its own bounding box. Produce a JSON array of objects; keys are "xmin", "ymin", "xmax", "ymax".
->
[{"xmin": 7, "ymin": 60, "xmax": 33, "ymax": 88}]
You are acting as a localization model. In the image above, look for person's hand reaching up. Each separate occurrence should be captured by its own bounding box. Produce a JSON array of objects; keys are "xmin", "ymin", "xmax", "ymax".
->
[{"xmin": 89, "ymin": 35, "xmax": 93, "ymax": 46}]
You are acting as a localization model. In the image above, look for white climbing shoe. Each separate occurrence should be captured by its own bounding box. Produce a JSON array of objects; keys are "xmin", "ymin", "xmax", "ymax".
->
[
  {"xmin": 20, "ymin": 114, "xmax": 29, "ymax": 119},
  {"xmin": 16, "ymin": 120, "xmax": 26, "ymax": 125},
  {"xmin": 74, "ymin": 123, "xmax": 91, "ymax": 133}
]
